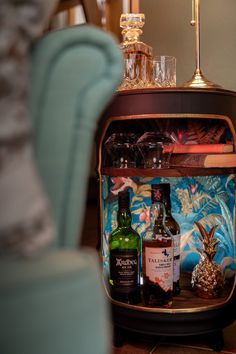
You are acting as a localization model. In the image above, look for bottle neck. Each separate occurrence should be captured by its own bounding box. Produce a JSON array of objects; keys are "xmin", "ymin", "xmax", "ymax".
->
[
  {"xmin": 122, "ymin": 28, "xmax": 142, "ymax": 44},
  {"xmin": 117, "ymin": 209, "xmax": 132, "ymax": 227},
  {"xmin": 153, "ymin": 204, "xmax": 165, "ymax": 227},
  {"xmin": 117, "ymin": 190, "xmax": 132, "ymax": 227},
  {"xmin": 120, "ymin": 13, "xmax": 145, "ymax": 44},
  {"xmin": 152, "ymin": 185, "xmax": 171, "ymax": 216},
  {"xmin": 164, "ymin": 201, "xmax": 171, "ymax": 216},
  {"xmin": 149, "ymin": 202, "xmax": 165, "ymax": 229}
]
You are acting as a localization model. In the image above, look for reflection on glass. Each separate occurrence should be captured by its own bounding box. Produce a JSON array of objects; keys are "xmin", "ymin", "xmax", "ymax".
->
[
  {"xmin": 137, "ymin": 132, "xmax": 173, "ymax": 168},
  {"xmin": 120, "ymin": 55, "xmax": 153, "ymax": 90},
  {"xmin": 104, "ymin": 133, "xmax": 137, "ymax": 168},
  {"xmin": 119, "ymin": 13, "xmax": 153, "ymax": 90},
  {"xmin": 151, "ymin": 56, "xmax": 176, "ymax": 88}
]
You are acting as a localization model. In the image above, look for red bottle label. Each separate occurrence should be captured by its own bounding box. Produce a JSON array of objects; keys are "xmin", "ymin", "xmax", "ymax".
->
[{"xmin": 144, "ymin": 246, "xmax": 173, "ymax": 292}]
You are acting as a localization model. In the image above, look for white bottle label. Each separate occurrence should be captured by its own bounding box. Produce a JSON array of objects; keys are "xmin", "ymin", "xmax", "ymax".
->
[
  {"xmin": 172, "ymin": 234, "xmax": 180, "ymax": 283},
  {"xmin": 144, "ymin": 246, "xmax": 173, "ymax": 292}
]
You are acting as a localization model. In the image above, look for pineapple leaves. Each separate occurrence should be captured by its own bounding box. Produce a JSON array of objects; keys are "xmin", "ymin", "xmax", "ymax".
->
[
  {"xmin": 225, "ymin": 174, "xmax": 235, "ymax": 188},
  {"xmin": 195, "ymin": 221, "xmax": 219, "ymax": 261},
  {"xmin": 195, "ymin": 221, "xmax": 210, "ymax": 240},
  {"xmin": 209, "ymin": 225, "xmax": 219, "ymax": 241},
  {"xmin": 195, "ymin": 221, "xmax": 218, "ymax": 242}
]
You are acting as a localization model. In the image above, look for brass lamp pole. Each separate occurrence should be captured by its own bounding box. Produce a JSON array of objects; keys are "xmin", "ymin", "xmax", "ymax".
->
[{"xmin": 183, "ymin": 0, "xmax": 221, "ymax": 88}]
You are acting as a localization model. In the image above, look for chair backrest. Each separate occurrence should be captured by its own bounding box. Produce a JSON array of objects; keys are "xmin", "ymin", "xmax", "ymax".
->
[{"xmin": 29, "ymin": 25, "xmax": 123, "ymax": 248}]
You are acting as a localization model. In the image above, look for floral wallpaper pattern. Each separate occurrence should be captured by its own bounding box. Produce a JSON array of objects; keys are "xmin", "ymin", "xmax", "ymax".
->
[{"xmin": 102, "ymin": 174, "xmax": 235, "ymax": 279}]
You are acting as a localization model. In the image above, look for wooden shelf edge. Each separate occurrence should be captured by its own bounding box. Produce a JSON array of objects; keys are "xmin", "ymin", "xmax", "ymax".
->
[
  {"xmin": 101, "ymin": 167, "xmax": 236, "ymax": 177},
  {"xmin": 116, "ymin": 87, "xmax": 236, "ymax": 97},
  {"xmin": 103, "ymin": 273, "xmax": 235, "ymax": 315}
]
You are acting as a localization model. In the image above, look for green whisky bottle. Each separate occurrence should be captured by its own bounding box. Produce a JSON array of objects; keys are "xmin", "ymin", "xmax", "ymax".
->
[{"xmin": 109, "ymin": 190, "xmax": 141, "ymax": 304}]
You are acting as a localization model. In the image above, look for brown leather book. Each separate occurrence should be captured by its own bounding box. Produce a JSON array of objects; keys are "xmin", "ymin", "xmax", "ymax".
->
[
  {"xmin": 169, "ymin": 153, "xmax": 236, "ymax": 168},
  {"xmin": 163, "ymin": 144, "xmax": 234, "ymax": 154}
]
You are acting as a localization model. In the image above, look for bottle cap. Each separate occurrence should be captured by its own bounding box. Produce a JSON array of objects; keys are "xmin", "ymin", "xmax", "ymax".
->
[
  {"xmin": 118, "ymin": 190, "xmax": 130, "ymax": 210},
  {"xmin": 151, "ymin": 183, "xmax": 171, "ymax": 205},
  {"xmin": 120, "ymin": 13, "xmax": 145, "ymax": 30}
]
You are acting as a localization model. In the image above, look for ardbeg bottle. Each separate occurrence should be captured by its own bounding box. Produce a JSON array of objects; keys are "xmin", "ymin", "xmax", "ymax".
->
[
  {"xmin": 142, "ymin": 199, "xmax": 173, "ymax": 308},
  {"xmin": 152, "ymin": 184, "xmax": 181, "ymax": 295},
  {"xmin": 109, "ymin": 190, "xmax": 141, "ymax": 304}
]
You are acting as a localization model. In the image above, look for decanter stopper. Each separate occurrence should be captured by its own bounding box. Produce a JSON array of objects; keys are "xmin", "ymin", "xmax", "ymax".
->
[{"xmin": 120, "ymin": 13, "xmax": 145, "ymax": 45}]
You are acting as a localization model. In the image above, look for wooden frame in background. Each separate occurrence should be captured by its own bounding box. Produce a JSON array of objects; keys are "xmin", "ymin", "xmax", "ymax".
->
[{"xmin": 55, "ymin": 0, "xmax": 102, "ymax": 27}]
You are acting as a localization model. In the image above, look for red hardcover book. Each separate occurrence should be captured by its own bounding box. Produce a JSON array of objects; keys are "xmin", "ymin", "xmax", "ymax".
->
[
  {"xmin": 163, "ymin": 144, "xmax": 234, "ymax": 154},
  {"xmin": 169, "ymin": 153, "xmax": 236, "ymax": 168}
]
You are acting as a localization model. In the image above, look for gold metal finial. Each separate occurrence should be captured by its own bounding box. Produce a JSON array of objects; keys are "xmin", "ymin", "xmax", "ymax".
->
[
  {"xmin": 183, "ymin": 0, "xmax": 222, "ymax": 89},
  {"xmin": 190, "ymin": 0, "xmax": 196, "ymax": 26}
]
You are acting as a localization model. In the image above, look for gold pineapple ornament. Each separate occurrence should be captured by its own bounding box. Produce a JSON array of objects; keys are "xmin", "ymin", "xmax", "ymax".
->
[{"xmin": 191, "ymin": 221, "xmax": 224, "ymax": 299}]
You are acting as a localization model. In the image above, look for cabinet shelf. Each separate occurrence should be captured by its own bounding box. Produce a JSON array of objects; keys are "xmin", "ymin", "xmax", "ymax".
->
[
  {"xmin": 98, "ymin": 88, "xmax": 236, "ymax": 344},
  {"xmin": 101, "ymin": 167, "xmax": 236, "ymax": 177},
  {"xmin": 105, "ymin": 273, "xmax": 233, "ymax": 314}
]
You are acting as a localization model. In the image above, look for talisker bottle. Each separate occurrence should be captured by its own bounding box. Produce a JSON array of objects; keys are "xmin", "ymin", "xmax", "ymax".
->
[
  {"xmin": 152, "ymin": 184, "xmax": 181, "ymax": 295},
  {"xmin": 109, "ymin": 190, "xmax": 141, "ymax": 304},
  {"xmin": 142, "ymin": 199, "xmax": 173, "ymax": 308}
]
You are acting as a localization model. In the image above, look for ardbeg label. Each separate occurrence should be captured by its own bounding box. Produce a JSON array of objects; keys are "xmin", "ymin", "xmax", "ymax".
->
[
  {"xmin": 145, "ymin": 246, "xmax": 173, "ymax": 292},
  {"xmin": 110, "ymin": 249, "xmax": 138, "ymax": 287}
]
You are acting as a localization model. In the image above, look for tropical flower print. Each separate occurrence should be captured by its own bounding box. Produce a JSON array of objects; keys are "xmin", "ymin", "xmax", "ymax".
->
[
  {"xmin": 139, "ymin": 208, "xmax": 150, "ymax": 224},
  {"xmin": 102, "ymin": 174, "xmax": 235, "ymax": 278}
]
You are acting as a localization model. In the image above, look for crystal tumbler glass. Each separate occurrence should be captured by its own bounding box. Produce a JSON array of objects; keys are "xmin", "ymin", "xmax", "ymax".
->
[
  {"xmin": 151, "ymin": 56, "xmax": 176, "ymax": 88},
  {"xmin": 119, "ymin": 53, "xmax": 153, "ymax": 90},
  {"xmin": 137, "ymin": 132, "xmax": 173, "ymax": 168},
  {"xmin": 103, "ymin": 133, "xmax": 138, "ymax": 168}
]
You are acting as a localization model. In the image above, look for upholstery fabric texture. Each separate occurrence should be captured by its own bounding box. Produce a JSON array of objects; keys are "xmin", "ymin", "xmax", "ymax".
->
[
  {"xmin": 0, "ymin": 249, "xmax": 110, "ymax": 354},
  {"xmin": 29, "ymin": 24, "xmax": 123, "ymax": 247},
  {"xmin": 0, "ymin": 13, "xmax": 123, "ymax": 354},
  {"xmin": 0, "ymin": 0, "xmax": 58, "ymax": 256}
]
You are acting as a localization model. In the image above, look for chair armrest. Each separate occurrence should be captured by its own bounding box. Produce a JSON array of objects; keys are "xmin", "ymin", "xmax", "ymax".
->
[{"xmin": 0, "ymin": 249, "xmax": 111, "ymax": 354}]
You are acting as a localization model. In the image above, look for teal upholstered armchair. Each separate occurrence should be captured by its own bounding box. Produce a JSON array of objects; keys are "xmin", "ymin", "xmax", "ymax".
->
[
  {"xmin": 0, "ymin": 24, "xmax": 122, "ymax": 354},
  {"xmin": 29, "ymin": 24, "xmax": 122, "ymax": 248}
]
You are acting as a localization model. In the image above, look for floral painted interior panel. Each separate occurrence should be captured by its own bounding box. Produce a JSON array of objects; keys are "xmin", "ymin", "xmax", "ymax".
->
[{"xmin": 102, "ymin": 175, "xmax": 235, "ymax": 279}]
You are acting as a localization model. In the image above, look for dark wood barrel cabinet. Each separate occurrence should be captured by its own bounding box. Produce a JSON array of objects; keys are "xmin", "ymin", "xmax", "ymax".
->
[{"xmin": 97, "ymin": 88, "xmax": 236, "ymax": 351}]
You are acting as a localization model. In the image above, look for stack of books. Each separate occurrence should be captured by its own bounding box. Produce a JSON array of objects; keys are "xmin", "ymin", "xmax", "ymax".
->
[{"xmin": 163, "ymin": 144, "xmax": 236, "ymax": 168}]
